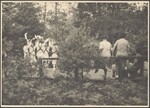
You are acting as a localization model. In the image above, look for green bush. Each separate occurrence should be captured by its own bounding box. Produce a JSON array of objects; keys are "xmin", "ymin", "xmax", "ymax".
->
[
  {"xmin": 2, "ymin": 56, "xmax": 148, "ymax": 105},
  {"xmin": 58, "ymin": 27, "xmax": 105, "ymax": 80}
]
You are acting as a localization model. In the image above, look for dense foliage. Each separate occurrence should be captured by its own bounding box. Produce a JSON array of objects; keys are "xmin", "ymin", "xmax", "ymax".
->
[
  {"xmin": 2, "ymin": 2, "xmax": 148, "ymax": 106},
  {"xmin": 57, "ymin": 3, "xmax": 148, "ymax": 79},
  {"xmin": 2, "ymin": 57, "xmax": 148, "ymax": 105},
  {"xmin": 76, "ymin": 3, "xmax": 148, "ymax": 45},
  {"xmin": 58, "ymin": 26, "xmax": 104, "ymax": 79},
  {"xmin": 2, "ymin": 2, "xmax": 44, "ymax": 56}
]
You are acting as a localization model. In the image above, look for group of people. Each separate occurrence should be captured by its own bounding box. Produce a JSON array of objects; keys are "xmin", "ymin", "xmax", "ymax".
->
[
  {"xmin": 23, "ymin": 33, "xmax": 58, "ymax": 70},
  {"xmin": 98, "ymin": 33, "xmax": 142, "ymax": 80},
  {"xmin": 22, "ymin": 31, "xmax": 145, "ymax": 79}
]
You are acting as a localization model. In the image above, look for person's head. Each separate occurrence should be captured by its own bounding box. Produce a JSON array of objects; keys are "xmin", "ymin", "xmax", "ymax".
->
[
  {"xmin": 101, "ymin": 35, "xmax": 107, "ymax": 40},
  {"xmin": 119, "ymin": 32, "xmax": 126, "ymax": 38}
]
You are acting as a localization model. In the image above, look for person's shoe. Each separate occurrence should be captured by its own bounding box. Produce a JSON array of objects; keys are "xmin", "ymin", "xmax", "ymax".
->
[
  {"xmin": 111, "ymin": 76, "xmax": 116, "ymax": 79},
  {"xmin": 115, "ymin": 75, "xmax": 119, "ymax": 78},
  {"xmin": 125, "ymin": 67, "xmax": 127, "ymax": 70},
  {"xmin": 95, "ymin": 69, "xmax": 98, "ymax": 73}
]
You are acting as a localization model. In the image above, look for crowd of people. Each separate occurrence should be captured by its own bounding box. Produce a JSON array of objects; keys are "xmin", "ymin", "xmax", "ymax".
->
[{"xmin": 23, "ymin": 33, "xmax": 59, "ymax": 71}]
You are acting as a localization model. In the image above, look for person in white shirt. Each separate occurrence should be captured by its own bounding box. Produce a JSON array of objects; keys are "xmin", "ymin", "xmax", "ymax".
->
[
  {"xmin": 99, "ymin": 36, "xmax": 112, "ymax": 70},
  {"xmin": 113, "ymin": 36, "xmax": 130, "ymax": 57},
  {"xmin": 113, "ymin": 33, "xmax": 130, "ymax": 80},
  {"xmin": 99, "ymin": 37, "xmax": 112, "ymax": 57}
]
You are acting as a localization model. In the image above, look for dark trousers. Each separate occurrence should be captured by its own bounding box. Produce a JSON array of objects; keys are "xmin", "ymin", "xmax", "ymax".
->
[{"xmin": 116, "ymin": 56, "xmax": 128, "ymax": 80}]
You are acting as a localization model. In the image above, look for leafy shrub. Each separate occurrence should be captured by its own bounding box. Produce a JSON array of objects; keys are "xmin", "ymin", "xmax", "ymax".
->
[
  {"xmin": 2, "ymin": 55, "xmax": 148, "ymax": 105},
  {"xmin": 58, "ymin": 27, "xmax": 104, "ymax": 80}
]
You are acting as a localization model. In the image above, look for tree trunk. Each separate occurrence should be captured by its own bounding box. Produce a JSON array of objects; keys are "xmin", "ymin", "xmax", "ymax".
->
[
  {"xmin": 39, "ymin": 58, "xmax": 44, "ymax": 78},
  {"xmin": 74, "ymin": 67, "xmax": 79, "ymax": 80},
  {"xmin": 81, "ymin": 68, "xmax": 84, "ymax": 80}
]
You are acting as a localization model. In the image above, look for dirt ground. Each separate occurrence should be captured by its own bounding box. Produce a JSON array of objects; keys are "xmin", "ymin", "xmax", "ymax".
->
[
  {"xmin": 82, "ymin": 61, "xmax": 148, "ymax": 80},
  {"xmin": 40, "ymin": 61, "xmax": 148, "ymax": 80}
]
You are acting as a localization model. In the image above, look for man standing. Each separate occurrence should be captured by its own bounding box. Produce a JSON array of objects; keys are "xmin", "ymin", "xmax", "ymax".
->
[{"xmin": 113, "ymin": 33, "xmax": 130, "ymax": 80}]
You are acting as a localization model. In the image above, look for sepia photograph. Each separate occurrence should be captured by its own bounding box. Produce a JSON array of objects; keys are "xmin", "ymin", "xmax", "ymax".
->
[{"xmin": 1, "ymin": 0, "xmax": 149, "ymax": 107}]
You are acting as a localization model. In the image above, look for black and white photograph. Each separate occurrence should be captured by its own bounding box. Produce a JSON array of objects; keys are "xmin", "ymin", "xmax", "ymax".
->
[{"xmin": 1, "ymin": 1, "xmax": 149, "ymax": 107}]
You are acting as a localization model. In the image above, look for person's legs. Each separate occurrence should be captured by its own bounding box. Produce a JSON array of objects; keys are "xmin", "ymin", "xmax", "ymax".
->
[
  {"xmin": 116, "ymin": 57, "xmax": 126, "ymax": 80},
  {"xmin": 119, "ymin": 57, "xmax": 129, "ymax": 79},
  {"xmin": 115, "ymin": 58, "xmax": 119, "ymax": 78},
  {"xmin": 105, "ymin": 57, "xmax": 111, "ymax": 72},
  {"xmin": 117, "ymin": 57, "xmax": 122, "ymax": 80},
  {"xmin": 122, "ymin": 57, "xmax": 128, "ymax": 78},
  {"xmin": 108, "ymin": 57, "xmax": 112, "ymax": 69},
  {"xmin": 112, "ymin": 63, "xmax": 116, "ymax": 77}
]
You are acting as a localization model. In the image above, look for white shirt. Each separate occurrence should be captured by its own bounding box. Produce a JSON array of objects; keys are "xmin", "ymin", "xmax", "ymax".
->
[
  {"xmin": 113, "ymin": 38, "xmax": 130, "ymax": 57},
  {"xmin": 99, "ymin": 39, "xmax": 112, "ymax": 57}
]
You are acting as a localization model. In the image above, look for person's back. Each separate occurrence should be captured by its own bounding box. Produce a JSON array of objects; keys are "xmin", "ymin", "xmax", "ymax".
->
[
  {"xmin": 114, "ymin": 38, "xmax": 130, "ymax": 57},
  {"xmin": 99, "ymin": 38, "xmax": 112, "ymax": 72},
  {"xmin": 99, "ymin": 39, "xmax": 112, "ymax": 57},
  {"xmin": 113, "ymin": 33, "xmax": 130, "ymax": 80}
]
